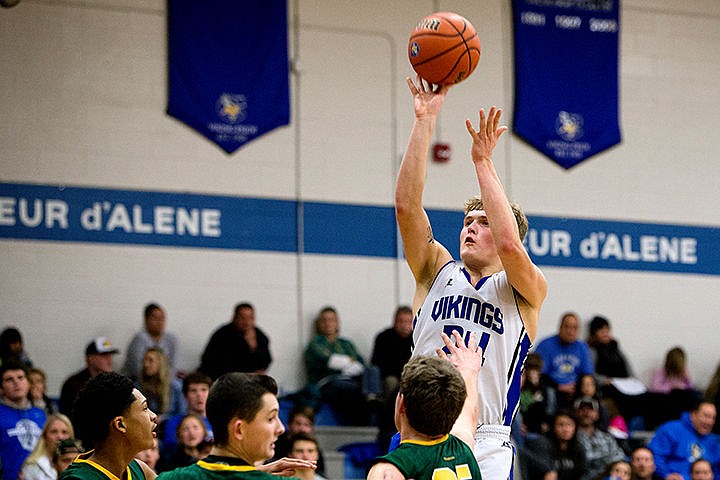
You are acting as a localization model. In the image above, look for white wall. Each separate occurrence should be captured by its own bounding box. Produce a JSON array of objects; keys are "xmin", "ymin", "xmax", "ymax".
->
[{"xmin": 1, "ymin": 0, "xmax": 719, "ymax": 396}]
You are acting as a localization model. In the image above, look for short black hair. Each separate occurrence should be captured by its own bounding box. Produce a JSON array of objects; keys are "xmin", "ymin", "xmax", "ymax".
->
[
  {"xmin": 206, "ymin": 372, "xmax": 278, "ymax": 446},
  {"xmin": 234, "ymin": 302, "xmax": 254, "ymax": 316},
  {"xmin": 72, "ymin": 372, "xmax": 135, "ymax": 450},
  {"xmin": 589, "ymin": 315, "xmax": 610, "ymax": 336},
  {"xmin": 182, "ymin": 371, "xmax": 213, "ymax": 395},
  {"xmin": 0, "ymin": 358, "xmax": 28, "ymax": 378},
  {"xmin": 144, "ymin": 303, "xmax": 162, "ymax": 319}
]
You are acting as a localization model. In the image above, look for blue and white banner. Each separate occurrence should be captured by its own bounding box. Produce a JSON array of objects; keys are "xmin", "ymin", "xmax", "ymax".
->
[
  {"xmin": 1, "ymin": 183, "xmax": 718, "ymax": 276},
  {"xmin": 512, "ymin": 0, "xmax": 621, "ymax": 169},
  {"xmin": 167, "ymin": 0, "xmax": 290, "ymax": 154}
]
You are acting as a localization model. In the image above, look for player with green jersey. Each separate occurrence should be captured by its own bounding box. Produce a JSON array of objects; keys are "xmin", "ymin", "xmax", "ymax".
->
[{"xmin": 368, "ymin": 331, "xmax": 483, "ymax": 480}]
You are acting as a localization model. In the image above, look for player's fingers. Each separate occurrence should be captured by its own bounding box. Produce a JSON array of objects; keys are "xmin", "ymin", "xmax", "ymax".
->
[
  {"xmin": 466, "ymin": 331, "xmax": 479, "ymax": 351},
  {"xmin": 465, "ymin": 119, "xmax": 478, "ymax": 138},
  {"xmin": 440, "ymin": 332, "xmax": 456, "ymax": 353},
  {"xmin": 451, "ymin": 330, "xmax": 464, "ymax": 350},
  {"xmin": 436, "ymin": 347, "xmax": 448, "ymax": 360},
  {"xmin": 406, "ymin": 77, "xmax": 418, "ymax": 94}
]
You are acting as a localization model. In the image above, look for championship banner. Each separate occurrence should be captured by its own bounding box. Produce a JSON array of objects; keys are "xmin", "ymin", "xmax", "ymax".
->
[
  {"xmin": 167, "ymin": 0, "xmax": 290, "ymax": 154},
  {"xmin": 512, "ymin": 0, "xmax": 621, "ymax": 169}
]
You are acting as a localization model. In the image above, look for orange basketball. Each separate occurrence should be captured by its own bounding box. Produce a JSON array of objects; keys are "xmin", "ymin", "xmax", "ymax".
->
[{"xmin": 408, "ymin": 12, "xmax": 481, "ymax": 85}]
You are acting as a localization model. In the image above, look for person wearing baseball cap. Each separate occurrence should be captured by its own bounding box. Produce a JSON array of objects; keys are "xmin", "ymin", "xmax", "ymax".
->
[
  {"xmin": 575, "ymin": 395, "xmax": 625, "ymax": 480},
  {"xmin": 59, "ymin": 337, "xmax": 120, "ymax": 416}
]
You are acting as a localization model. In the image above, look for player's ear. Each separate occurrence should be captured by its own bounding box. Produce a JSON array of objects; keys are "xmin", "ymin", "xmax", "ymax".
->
[
  {"xmin": 230, "ymin": 417, "xmax": 244, "ymax": 441},
  {"xmin": 113, "ymin": 416, "xmax": 127, "ymax": 433},
  {"xmin": 397, "ymin": 393, "xmax": 407, "ymax": 414}
]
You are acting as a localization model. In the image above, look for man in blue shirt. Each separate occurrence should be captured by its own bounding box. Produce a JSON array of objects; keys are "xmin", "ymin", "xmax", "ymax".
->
[
  {"xmin": 0, "ymin": 359, "xmax": 46, "ymax": 480},
  {"xmin": 534, "ymin": 312, "xmax": 594, "ymax": 409},
  {"xmin": 649, "ymin": 401, "xmax": 720, "ymax": 480}
]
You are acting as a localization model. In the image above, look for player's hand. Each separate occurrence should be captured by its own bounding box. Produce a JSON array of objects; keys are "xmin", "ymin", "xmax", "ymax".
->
[
  {"xmin": 436, "ymin": 330, "xmax": 482, "ymax": 377},
  {"xmin": 465, "ymin": 106, "xmax": 508, "ymax": 163},
  {"xmin": 406, "ymin": 75, "xmax": 449, "ymax": 120},
  {"xmin": 258, "ymin": 457, "xmax": 317, "ymax": 477}
]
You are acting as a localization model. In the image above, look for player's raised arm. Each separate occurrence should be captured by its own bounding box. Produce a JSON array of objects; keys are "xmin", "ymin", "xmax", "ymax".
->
[
  {"xmin": 465, "ymin": 107, "xmax": 547, "ymax": 339},
  {"xmin": 437, "ymin": 331, "xmax": 482, "ymax": 448},
  {"xmin": 395, "ymin": 77, "xmax": 453, "ymax": 300}
]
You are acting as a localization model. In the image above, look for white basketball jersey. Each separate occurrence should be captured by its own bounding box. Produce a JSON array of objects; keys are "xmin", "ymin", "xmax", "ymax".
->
[{"xmin": 412, "ymin": 261, "xmax": 531, "ymax": 427}]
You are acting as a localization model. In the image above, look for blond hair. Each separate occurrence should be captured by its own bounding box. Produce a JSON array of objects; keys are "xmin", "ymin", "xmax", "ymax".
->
[{"xmin": 464, "ymin": 195, "xmax": 528, "ymax": 241}]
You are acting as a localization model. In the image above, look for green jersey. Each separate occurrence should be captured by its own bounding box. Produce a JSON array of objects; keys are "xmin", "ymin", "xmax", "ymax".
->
[
  {"xmin": 60, "ymin": 451, "xmax": 146, "ymax": 480},
  {"xmin": 157, "ymin": 456, "xmax": 275, "ymax": 480},
  {"xmin": 374, "ymin": 434, "xmax": 482, "ymax": 480}
]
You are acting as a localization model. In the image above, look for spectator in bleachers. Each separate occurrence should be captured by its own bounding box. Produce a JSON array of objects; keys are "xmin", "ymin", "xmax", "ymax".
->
[
  {"xmin": 199, "ymin": 302, "xmax": 272, "ymax": 379},
  {"xmin": 703, "ymin": 362, "xmax": 720, "ymax": 434},
  {"xmin": 534, "ymin": 312, "xmax": 595, "ymax": 409},
  {"xmin": 287, "ymin": 433, "xmax": 326, "ymax": 480},
  {"xmin": 690, "ymin": 459, "xmax": 714, "ymax": 480},
  {"xmin": 271, "ymin": 405, "xmax": 325, "ymax": 475},
  {"xmin": 631, "ymin": 446, "xmax": 663, "ymax": 480},
  {"xmin": 0, "ymin": 327, "xmax": 33, "ymax": 368},
  {"xmin": 0, "ymin": 359, "xmax": 46, "ymax": 480},
  {"xmin": 52, "ymin": 438, "xmax": 84, "ymax": 476},
  {"xmin": 161, "ymin": 371, "xmax": 213, "ymax": 463},
  {"xmin": 573, "ymin": 396, "xmax": 625, "ymax": 480},
  {"xmin": 588, "ymin": 315, "xmax": 633, "ymax": 385},
  {"xmin": 602, "ymin": 460, "xmax": 632, "ymax": 480},
  {"xmin": 158, "ymin": 413, "xmax": 210, "ymax": 471},
  {"xmin": 58, "ymin": 337, "xmax": 119, "ymax": 416},
  {"xmin": 135, "ymin": 347, "xmax": 184, "ymax": 422},
  {"xmin": 646, "ymin": 347, "xmax": 700, "ymax": 428},
  {"xmin": 519, "ymin": 353, "xmax": 553, "ymax": 435},
  {"xmin": 649, "ymin": 347, "xmax": 695, "ymax": 394},
  {"xmin": 304, "ymin": 306, "xmax": 379, "ymax": 426},
  {"xmin": 648, "ymin": 400, "xmax": 720, "ymax": 480},
  {"xmin": 371, "ymin": 305, "xmax": 413, "ymax": 450},
  {"xmin": 371, "ymin": 305, "xmax": 414, "ymax": 397},
  {"xmin": 28, "ymin": 367, "xmax": 57, "ymax": 415},
  {"xmin": 123, "ymin": 303, "xmax": 181, "ymax": 380},
  {"xmin": 521, "ymin": 410, "xmax": 587, "ymax": 480},
  {"xmin": 135, "ymin": 439, "xmax": 160, "ymax": 474},
  {"xmin": 20, "ymin": 412, "xmax": 73, "ymax": 480}
]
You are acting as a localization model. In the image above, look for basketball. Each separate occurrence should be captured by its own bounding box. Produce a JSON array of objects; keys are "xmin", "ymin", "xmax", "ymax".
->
[{"xmin": 408, "ymin": 12, "xmax": 481, "ymax": 85}]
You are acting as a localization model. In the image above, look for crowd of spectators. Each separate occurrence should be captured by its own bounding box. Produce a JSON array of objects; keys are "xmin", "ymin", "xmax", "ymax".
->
[{"xmin": 3, "ymin": 306, "xmax": 720, "ymax": 480}]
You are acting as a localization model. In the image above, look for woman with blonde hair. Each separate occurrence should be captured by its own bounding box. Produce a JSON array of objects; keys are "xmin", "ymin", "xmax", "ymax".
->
[
  {"xmin": 20, "ymin": 412, "xmax": 73, "ymax": 480},
  {"xmin": 135, "ymin": 346, "xmax": 183, "ymax": 421}
]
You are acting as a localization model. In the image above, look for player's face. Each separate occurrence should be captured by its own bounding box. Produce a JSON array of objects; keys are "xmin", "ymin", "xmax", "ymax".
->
[
  {"xmin": 239, "ymin": 392, "xmax": 284, "ymax": 464},
  {"xmin": 289, "ymin": 439, "xmax": 319, "ymax": 462},
  {"xmin": 1, "ymin": 368, "xmax": 29, "ymax": 402},
  {"xmin": 631, "ymin": 448, "xmax": 655, "ymax": 478},
  {"xmin": 122, "ymin": 388, "xmax": 158, "ymax": 452},
  {"xmin": 459, "ymin": 210, "xmax": 497, "ymax": 264},
  {"xmin": 45, "ymin": 418, "xmax": 71, "ymax": 452},
  {"xmin": 691, "ymin": 403, "xmax": 716, "ymax": 435},
  {"xmin": 691, "ymin": 461, "xmax": 714, "ymax": 480}
]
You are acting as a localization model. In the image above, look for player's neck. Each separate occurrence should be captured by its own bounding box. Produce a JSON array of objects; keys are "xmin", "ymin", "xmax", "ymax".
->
[
  {"xmin": 463, "ymin": 264, "xmax": 501, "ymax": 285},
  {"xmin": 399, "ymin": 423, "xmax": 445, "ymax": 443}
]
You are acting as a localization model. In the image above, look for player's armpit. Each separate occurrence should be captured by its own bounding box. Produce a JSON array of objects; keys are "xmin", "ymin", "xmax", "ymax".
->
[{"xmin": 367, "ymin": 462, "xmax": 405, "ymax": 480}]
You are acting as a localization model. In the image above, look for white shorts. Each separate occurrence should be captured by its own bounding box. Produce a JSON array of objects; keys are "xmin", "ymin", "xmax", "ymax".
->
[{"xmin": 473, "ymin": 424, "xmax": 514, "ymax": 480}]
